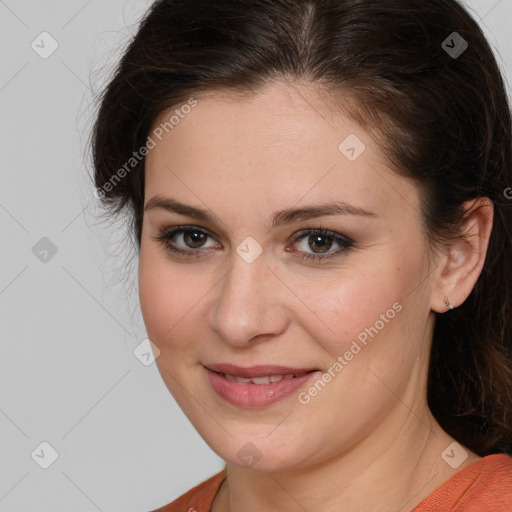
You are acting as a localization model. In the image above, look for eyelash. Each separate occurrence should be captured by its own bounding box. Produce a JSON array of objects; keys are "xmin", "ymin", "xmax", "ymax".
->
[{"xmin": 153, "ymin": 225, "xmax": 354, "ymax": 263}]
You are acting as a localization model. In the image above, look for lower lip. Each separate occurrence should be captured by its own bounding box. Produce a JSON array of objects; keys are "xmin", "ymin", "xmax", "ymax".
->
[{"xmin": 204, "ymin": 367, "xmax": 319, "ymax": 408}]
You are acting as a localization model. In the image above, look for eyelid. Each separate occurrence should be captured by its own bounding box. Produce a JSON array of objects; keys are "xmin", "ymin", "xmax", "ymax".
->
[
  {"xmin": 156, "ymin": 225, "xmax": 220, "ymax": 249},
  {"xmin": 291, "ymin": 227, "xmax": 353, "ymax": 245},
  {"xmin": 154, "ymin": 225, "xmax": 354, "ymax": 261}
]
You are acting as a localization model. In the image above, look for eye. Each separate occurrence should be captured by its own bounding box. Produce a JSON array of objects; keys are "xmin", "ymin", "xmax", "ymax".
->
[
  {"xmin": 154, "ymin": 226, "xmax": 219, "ymax": 257},
  {"xmin": 153, "ymin": 226, "xmax": 354, "ymax": 263},
  {"xmin": 289, "ymin": 228, "xmax": 354, "ymax": 263}
]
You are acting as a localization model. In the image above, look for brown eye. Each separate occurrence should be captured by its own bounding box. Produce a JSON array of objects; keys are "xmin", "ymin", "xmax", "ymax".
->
[
  {"xmin": 307, "ymin": 233, "xmax": 334, "ymax": 253},
  {"xmin": 154, "ymin": 226, "xmax": 219, "ymax": 257},
  {"xmin": 291, "ymin": 228, "xmax": 354, "ymax": 263},
  {"xmin": 183, "ymin": 230, "xmax": 208, "ymax": 249},
  {"xmin": 154, "ymin": 226, "xmax": 353, "ymax": 263}
]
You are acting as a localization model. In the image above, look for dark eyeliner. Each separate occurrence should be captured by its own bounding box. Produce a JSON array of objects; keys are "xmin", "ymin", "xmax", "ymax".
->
[
  {"xmin": 154, "ymin": 226, "xmax": 354, "ymax": 261},
  {"xmin": 154, "ymin": 226, "xmax": 214, "ymax": 258},
  {"xmin": 291, "ymin": 228, "xmax": 354, "ymax": 263}
]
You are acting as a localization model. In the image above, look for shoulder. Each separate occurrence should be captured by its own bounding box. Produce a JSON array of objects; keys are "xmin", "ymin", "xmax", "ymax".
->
[
  {"xmin": 414, "ymin": 453, "xmax": 512, "ymax": 511},
  {"xmin": 150, "ymin": 468, "xmax": 227, "ymax": 512}
]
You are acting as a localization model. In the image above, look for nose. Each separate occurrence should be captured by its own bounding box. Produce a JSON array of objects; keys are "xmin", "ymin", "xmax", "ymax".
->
[{"xmin": 208, "ymin": 248, "xmax": 290, "ymax": 348}]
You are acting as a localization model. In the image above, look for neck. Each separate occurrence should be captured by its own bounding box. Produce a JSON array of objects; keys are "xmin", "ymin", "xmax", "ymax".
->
[{"xmin": 213, "ymin": 406, "xmax": 480, "ymax": 512}]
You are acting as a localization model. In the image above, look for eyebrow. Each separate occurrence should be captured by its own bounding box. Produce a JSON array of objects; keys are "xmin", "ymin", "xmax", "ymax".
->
[{"xmin": 144, "ymin": 195, "xmax": 379, "ymax": 229}]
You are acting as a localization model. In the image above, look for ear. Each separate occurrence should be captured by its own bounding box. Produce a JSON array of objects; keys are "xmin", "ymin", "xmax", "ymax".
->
[{"xmin": 430, "ymin": 197, "xmax": 494, "ymax": 313}]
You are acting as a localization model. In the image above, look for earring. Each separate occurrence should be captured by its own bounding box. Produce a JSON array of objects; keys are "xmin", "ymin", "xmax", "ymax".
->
[{"xmin": 444, "ymin": 296, "xmax": 454, "ymax": 310}]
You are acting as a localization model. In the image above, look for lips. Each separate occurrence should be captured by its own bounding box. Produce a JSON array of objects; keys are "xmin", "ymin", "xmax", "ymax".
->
[
  {"xmin": 204, "ymin": 366, "xmax": 320, "ymax": 409},
  {"xmin": 204, "ymin": 363, "xmax": 318, "ymax": 379},
  {"xmin": 203, "ymin": 363, "xmax": 320, "ymax": 408}
]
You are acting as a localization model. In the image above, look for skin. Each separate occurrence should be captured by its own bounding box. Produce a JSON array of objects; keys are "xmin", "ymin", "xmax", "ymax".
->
[{"xmin": 138, "ymin": 81, "xmax": 493, "ymax": 512}]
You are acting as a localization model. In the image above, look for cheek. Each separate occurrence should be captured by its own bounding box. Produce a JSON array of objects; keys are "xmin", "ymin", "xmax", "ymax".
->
[
  {"xmin": 298, "ymin": 249, "xmax": 421, "ymax": 369},
  {"xmin": 138, "ymin": 247, "xmax": 199, "ymax": 348},
  {"xmin": 298, "ymin": 262, "xmax": 397, "ymax": 343}
]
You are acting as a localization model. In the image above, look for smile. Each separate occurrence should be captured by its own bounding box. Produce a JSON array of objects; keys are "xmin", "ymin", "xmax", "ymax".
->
[
  {"xmin": 221, "ymin": 372, "xmax": 309, "ymax": 384},
  {"xmin": 204, "ymin": 366, "xmax": 319, "ymax": 408}
]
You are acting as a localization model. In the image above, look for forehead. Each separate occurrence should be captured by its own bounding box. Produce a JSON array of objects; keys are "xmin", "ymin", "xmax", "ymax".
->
[
  {"xmin": 144, "ymin": 82, "xmax": 419, "ymax": 222},
  {"xmin": 149, "ymin": 82, "xmax": 360, "ymax": 158}
]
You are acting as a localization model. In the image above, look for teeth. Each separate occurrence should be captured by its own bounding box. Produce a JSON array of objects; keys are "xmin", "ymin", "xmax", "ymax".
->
[
  {"xmin": 222, "ymin": 372, "xmax": 307, "ymax": 384},
  {"xmin": 251, "ymin": 376, "xmax": 271, "ymax": 384}
]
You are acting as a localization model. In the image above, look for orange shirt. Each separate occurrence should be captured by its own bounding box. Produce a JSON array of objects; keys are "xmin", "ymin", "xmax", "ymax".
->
[{"xmin": 151, "ymin": 453, "xmax": 512, "ymax": 512}]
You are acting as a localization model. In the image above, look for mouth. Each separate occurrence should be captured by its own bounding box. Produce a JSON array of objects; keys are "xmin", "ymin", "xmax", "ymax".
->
[
  {"xmin": 211, "ymin": 370, "xmax": 313, "ymax": 384},
  {"xmin": 204, "ymin": 362, "xmax": 319, "ymax": 379},
  {"xmin": 203, "ymin": 363, "xmax": 321, "ymax": 408}
]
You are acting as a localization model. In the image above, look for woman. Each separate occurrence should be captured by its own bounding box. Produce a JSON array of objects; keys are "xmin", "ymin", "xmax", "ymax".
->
[{"xmin": 90, "ymin": 0, "xmax": 512, "ymax": 510}]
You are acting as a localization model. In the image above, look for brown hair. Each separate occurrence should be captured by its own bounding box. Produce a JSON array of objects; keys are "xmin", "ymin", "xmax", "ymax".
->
[{"xmin": 90, "ymin": 0, "xmax": 512, "ymax": 455}]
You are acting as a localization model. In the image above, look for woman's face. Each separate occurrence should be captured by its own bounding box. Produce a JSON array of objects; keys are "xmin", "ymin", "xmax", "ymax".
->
[{"xmin": 138, "ymin": 82, "xmax": 441, "ymax": 472}]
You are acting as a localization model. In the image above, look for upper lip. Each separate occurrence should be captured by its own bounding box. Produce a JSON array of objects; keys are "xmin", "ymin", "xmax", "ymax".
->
[{"xmin": 204, "ymin": 363, "xmax": 318, "ymax": 378}]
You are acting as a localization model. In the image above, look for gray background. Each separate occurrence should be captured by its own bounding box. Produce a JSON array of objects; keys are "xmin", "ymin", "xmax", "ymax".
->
[{"xmin": 0, "ymin": 1, "xmax": 511, "ymax": 510}]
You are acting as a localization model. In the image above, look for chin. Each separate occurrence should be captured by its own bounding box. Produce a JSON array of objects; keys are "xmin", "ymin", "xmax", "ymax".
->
[{"xmin": 205, "ymin": 433, "xmax": 311, "ymax": 473}]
